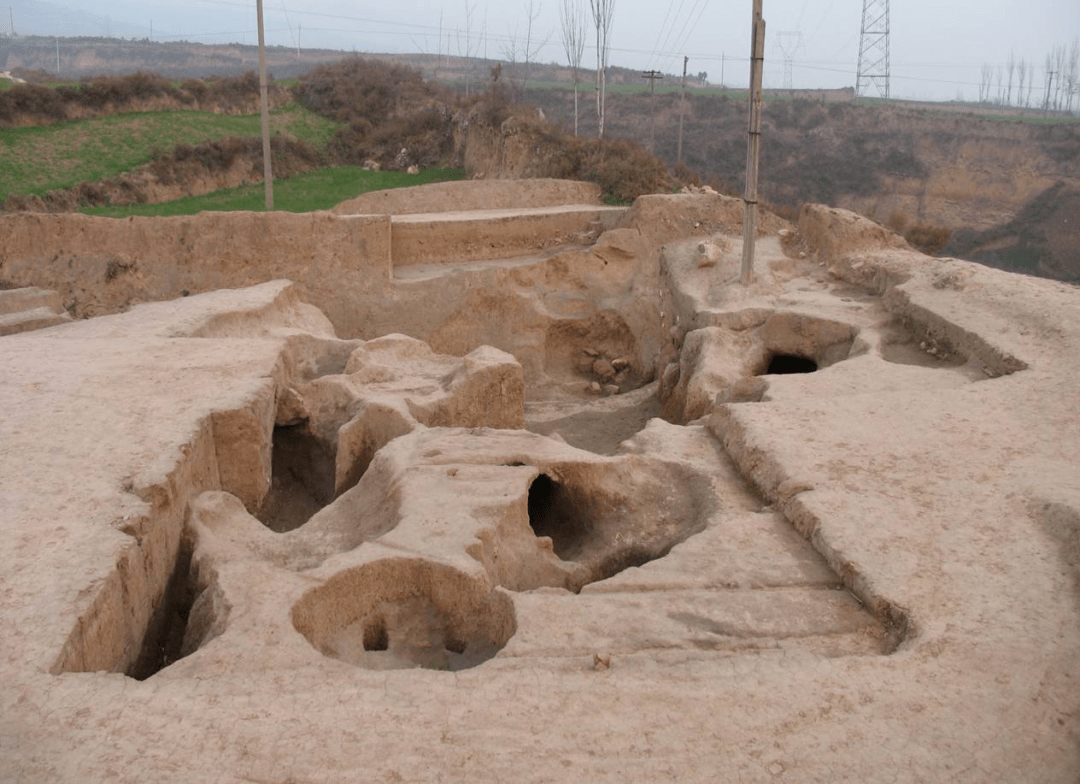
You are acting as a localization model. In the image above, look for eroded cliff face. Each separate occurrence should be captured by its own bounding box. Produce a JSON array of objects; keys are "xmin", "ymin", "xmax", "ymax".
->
[{"xmin": 524, "ymin": 87, "xmax": 1080, "ymax": 280}]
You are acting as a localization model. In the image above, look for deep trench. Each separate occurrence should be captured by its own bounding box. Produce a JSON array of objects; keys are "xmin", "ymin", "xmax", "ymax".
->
[
  {"xmin": 126, "ymin": 540, "xmax": 195, "ymax": 681},
  {"xmin": 258, "ymin": 424, "xmax": 338, "ymax": 532}
]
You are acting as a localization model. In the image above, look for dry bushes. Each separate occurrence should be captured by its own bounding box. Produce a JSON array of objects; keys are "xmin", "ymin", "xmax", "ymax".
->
[
  {"xmin": 904, "ymin": 222, "xmax": 952, "ymax": 254},
  {"xmin": 149, "ymin": 136, "xmax": 323, "ymax": 184},
  {"xmin": 886, "ymin": 209, "xmax": 951, "ymax": 254},
  {"xmin": 298, "ymin": 58, "xmax": 456, "ymax": 169},
  {"xmin": 483, "ymin": 102, "xmax": 673, "ymax": 204},
  {"xmin": 0, "ymin": 72, "xmax": 268, "ymax": 127}
]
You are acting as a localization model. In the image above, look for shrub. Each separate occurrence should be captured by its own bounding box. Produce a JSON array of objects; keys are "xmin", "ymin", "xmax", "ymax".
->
[
  {"xmin": 299, "ymin": 57, "xmax": 456, "ymax": 169},
  {"xmin": 904, "ymin": 222, "xmax": 952, "ymax": 254}
]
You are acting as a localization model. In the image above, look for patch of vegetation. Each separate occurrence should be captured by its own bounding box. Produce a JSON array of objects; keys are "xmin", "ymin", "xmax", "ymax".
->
[
  {"xmin": 887, "ymin": 210, "xmax": 952, "ymax": 255},
  {"xmin": 0, "ymin": 71, "xmax": 278, "ymax": 127},
  {"xmin": 0, "ymin": 103, "xmax": 337, "ymax": 202},
  {"xmin": 81, "ymin": 166, "xmax": 465, "ymax": 217},
  {"xmin": 297, "ymin": 57, "xmax": 457, "ymax": 170}
]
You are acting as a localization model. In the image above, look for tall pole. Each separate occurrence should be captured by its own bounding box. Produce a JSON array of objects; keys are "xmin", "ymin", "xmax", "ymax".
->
[
  {"xmin": 677, "ymin": 56, "xmax": 688, "ymax": 165},
  {"xmin": 741, "ymin": 0, "xmax": 765, "ymax": 287},
  {"xmin": 256, "ymin": 0, "xmax": 274, "ymax": 210}
]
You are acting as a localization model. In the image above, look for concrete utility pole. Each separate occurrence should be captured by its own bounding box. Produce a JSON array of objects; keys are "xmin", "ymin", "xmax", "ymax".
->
[
  {"xmin": 741, "ymin": 0, "xmax": 765, "ymax": 287},
  {"xmin": 643, "ymin": 70, "xmax": 662, "ymax": 153},
  {"xmin": 257, "ymin": 0, "xmax": 274, "ymax": 210},
  {"xmin": 677, "ymin": 55, "xmax": 688, "ymax": 165}
]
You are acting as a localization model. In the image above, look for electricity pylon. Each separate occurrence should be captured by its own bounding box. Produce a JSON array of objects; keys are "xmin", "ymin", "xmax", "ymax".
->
[
  {"xmin": 777, "ymin": 32, "xmax": 802, "ymax": 90},
  {"xmin": 856, "ymin": 0, "xmax": 890, "ymax": 100}
]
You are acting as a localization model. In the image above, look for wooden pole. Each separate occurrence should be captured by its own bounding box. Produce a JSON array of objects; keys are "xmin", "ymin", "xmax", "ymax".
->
[
  {"xmin": 677, "ymin": 55, "xmax": 688, "ymax": 165},
  {"xmin": 741, "ymin": 0, "xmax": 765, "ymax": 286},
  {"xmin": 257, "ymin": 0, "xmax": 274, "ymax": 211}
]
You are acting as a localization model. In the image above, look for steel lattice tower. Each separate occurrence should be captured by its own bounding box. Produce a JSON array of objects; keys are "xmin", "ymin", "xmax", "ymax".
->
[
  {"xmin": 777, "ymin": 32, "xmax": 803, "ymax": 90},
  {"xmin": 856, "ymin": 0, "xmax": 890, "ymax": 100}
]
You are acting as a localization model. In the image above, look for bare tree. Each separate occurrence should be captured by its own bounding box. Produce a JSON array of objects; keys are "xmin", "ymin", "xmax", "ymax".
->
[
  {"xmin": 1065, "ymin": 38, "xmax": 1079, "ymax": 114},
  {"xmin": 522, "ymin": 0, "xmax": 552, "ymax": 88},
  {"xmin": 1005, "ymin": 50, "xmax": 1016, "ymax": 107},
  {"xmin": 501, "ymin": 26, "xmax": 522, "ymax": 82},
  {"xmin": 1016, "ymin": 58, "xmax": 1028, "ymax": 109},
  {"xmin": 456, "ymin": 1, "xmax": 485, "ymax": 96},
  {"xmin": 979, "ymin": 63, "xmax": 993, "ymax": 104},
  {"xmin": 1045, "ymin": 50, "xmax": 1058, "ymax": 112},
  {"xmin": 559, "ymin": 0, "xmax": 587, "ymax": 135},
  {"xmin": 589, "ymin": 0, "xmax": 615, "ymax": 138},
  {"xmin": 1025, "ymin": 58, "xmax": 1036, "ymax": 108},
  {"xmin": 995, "ymin": 66, "xmax": 1004, "ymax": 106}
]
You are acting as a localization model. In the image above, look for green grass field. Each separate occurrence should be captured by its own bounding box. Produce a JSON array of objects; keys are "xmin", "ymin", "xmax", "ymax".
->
[
  {"xmin": 0, "ymin": 102, "xmax": 338, "ymax": 202},
  {"xmin": 81, "ymin": 166, "xmax": 466, "ymax": 217}
]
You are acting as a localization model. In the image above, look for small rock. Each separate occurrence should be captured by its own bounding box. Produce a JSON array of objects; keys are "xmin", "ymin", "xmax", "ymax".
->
[
  {"xmin": 602, "ymin": 384, "xmax": 620, "ymax": 397},
  {"xmin": 592, "ymin": 653, "xmax": 611, "ymax": 671},
  {"xmin": 798, "ymin": 251, "xmax": 807, "ymax": 258},
  {"xmin": 593, "ymin": 358, "xmax": 616, "ymax": 381},
  {"xmin": 583, "ymin": 347, "xmax": 600, "ymax": 357},
  {"xmin": 778, "ymin": 228, "xmax": 793, "ymax": 239},
  {"xmin": 611, "ymin": 358, "xmax": 629, "ymax": 370},
  {"xmin": 697, "ymin": 241, "xmax": 724, "ymax": 268},
  {"xmin": 275, "ymin": 387, "xmax": 308, "ymax": 426},
  {"xmin": 588, "ymin": 381, "xmax": 602, "ymax": 395},
  {"xmin": 406, "ymin": 164, "xmax": 420, "ymax": 175}
]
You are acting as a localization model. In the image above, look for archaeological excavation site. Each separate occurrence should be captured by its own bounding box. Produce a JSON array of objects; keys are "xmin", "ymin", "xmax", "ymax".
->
[{"xmin": 1, "ymin": 178, "xmax": 1079, "ymax": 781}]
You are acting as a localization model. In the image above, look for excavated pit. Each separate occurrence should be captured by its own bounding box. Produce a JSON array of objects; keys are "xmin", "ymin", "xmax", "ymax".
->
[
  {"xmin": 291, "ymin": 559, "xmax": 516, "ymax": 671},
  {"xmin": 44, "ymin": 221, "xmax": 942, "ymax": 685},
  {"xmin": 523, "ymin": 466, "xmax": 712, "ymax": 592},
  {"xmin": 258, "ymin": 424, "xmax": 337, "ymax": 533},
  {"xmin": 526, "ymin": 474, "xmax": 580, "ymax": 559}
]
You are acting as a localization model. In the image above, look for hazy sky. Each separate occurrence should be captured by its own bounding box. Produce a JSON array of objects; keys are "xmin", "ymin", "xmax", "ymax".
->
[{"xmin": 8, "ymin": 0, "xmax": 1080, "ymax": 101}]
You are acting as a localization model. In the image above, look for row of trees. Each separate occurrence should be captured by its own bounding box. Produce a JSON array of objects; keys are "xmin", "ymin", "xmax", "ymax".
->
[
  {"xmin": 449, "ymin": 0, "xmax": 615, "ymax": 136},
  {"xmin": 558, "ymin": 0, "xmax": 615, "ymax": 138},
  {"xmin": 978, "ymin": 40, "xmax": 1079, "ymax": 113},
  {"xmin": 496, "ymin": 0, "xmax": 615, "ymax": 137}
]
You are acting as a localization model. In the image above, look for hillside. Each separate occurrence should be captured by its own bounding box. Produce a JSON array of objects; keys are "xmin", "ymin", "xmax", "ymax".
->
[
  {"xmin": 1, "ymin": 36, "xmax": 1076, "ymax": 281},
  {"xmin": 523, "ymin": 86, "xmax": 1080, "ymax": 282}
]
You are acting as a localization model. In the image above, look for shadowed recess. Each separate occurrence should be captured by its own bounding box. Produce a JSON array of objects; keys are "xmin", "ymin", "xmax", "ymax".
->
[{"xmin": 763, "ymin": 353, "xmax": 819, "ymax": 375}]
